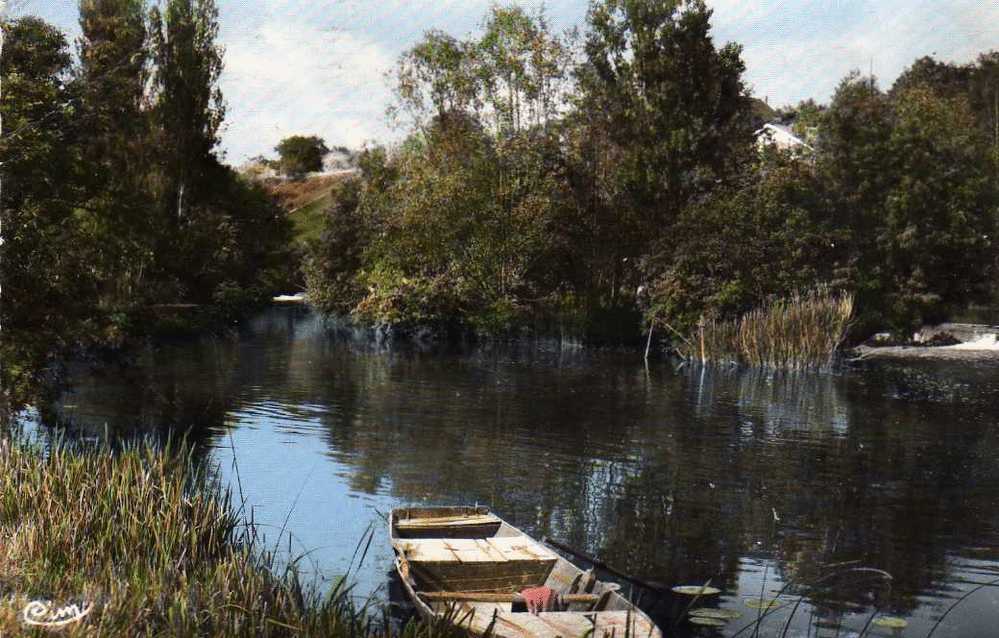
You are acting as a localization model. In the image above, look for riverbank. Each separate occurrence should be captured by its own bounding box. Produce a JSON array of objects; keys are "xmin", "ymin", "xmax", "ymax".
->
[
  {"xmin": 849, "ymin": 323, "xmax": 999, "ymax": 363},
  {"xmin": 0, "ymin": 432, "xmax": 440, "ymax": 637}
]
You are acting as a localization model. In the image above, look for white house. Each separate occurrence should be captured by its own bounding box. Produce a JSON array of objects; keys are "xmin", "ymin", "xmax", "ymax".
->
[{"xmin": 755, "ymin": 122, "xmax": 813, "ymax": 153}]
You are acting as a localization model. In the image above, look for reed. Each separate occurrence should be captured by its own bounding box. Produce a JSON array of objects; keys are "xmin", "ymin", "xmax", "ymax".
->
[
  {"xmin": 680, "ymin": 290, "xmax": 854, "ymax": 371},
  {"xmin": 0, "ymin": 434, "xmax": 459, "ymax": 638}
]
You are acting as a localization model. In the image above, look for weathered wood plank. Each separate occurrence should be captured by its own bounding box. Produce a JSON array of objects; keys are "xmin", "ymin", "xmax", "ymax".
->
[
  {"xmin": 396, "ymin": 514, "xmax": 500, "ymax": 529},
  {"xmin": 418, "ymin": 592, "xmax": 600, "ymax": 603},
  {"xmin": 461, "ymin": 609, "xmax": 661, "ymax": 638}
]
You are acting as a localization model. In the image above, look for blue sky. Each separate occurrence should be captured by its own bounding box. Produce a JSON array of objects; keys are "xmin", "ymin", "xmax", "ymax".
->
[{"xmin": 16, "ymin": 0, "xmax": 999, "ymax": 164}]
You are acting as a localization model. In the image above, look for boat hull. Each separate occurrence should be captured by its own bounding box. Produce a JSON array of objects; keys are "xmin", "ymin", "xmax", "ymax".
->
[{"xmin": 390, "ymin": 506, "xmax": 662, "ymax": 638}]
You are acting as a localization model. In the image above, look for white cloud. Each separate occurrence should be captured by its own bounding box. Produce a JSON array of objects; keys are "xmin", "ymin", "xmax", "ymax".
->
[
  {"xmin": 219, "ymin": 17, "xmax": 396, "ymax": 162},
  {"xmin": 19, "ymin": 1, "xmax": 999, "ymax": 161},
  {"xmin": 708, "ymin": 0, "xmax": 999, "ymax": 108}
]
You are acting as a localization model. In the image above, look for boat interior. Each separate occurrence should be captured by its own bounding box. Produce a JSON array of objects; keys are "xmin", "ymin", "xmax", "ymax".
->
[{"xmin": 392, "ymin": 507, "xmax": 661, "ymax": 638}]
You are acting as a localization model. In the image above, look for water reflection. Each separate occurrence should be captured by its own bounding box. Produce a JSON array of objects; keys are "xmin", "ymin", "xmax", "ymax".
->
[{"xmin": 39, "ymin": 306, "xmax": 999, "ymax": 636}]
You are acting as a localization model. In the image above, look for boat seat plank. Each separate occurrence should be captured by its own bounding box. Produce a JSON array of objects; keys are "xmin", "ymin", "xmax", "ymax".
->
[
  {"xmin": 485, "ymin": 537, "xmax": 557, "ymax": 562},
  {"xmin": 460, "ymin": 607, "xmax": 661, "ymax": 638},
  {"xmin": 398, "ymin": 536, "xmax": 557, "ymax": 565},
  {"xmin": 395, "ymin": 514, "xmax": 500, "ymax": 529}
]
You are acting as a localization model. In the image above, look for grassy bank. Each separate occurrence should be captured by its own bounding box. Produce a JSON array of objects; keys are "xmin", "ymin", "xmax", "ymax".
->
[{"xmin": 0, "ymin": 433, "xmax": 443, "ymax": 637}]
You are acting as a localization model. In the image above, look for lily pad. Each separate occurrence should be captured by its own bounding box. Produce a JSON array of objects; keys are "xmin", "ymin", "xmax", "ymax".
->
[
  {"xmin": 689, "ymin": 608, "xmax": 741, "ymax": 620},
  {"xmin": 744, "ymin": 598, "xmax": 783, "ymax": 610},
  {"xmin": 672, "ymin": 585, "xmax": 722, "ymax": 596},
  {"xmin": 688, "ymin": 616, "xmax": 727, "ymax": 627},
  {"xmin": 872, "ymin": 616, "xmax": 908, "ymax": 629}
]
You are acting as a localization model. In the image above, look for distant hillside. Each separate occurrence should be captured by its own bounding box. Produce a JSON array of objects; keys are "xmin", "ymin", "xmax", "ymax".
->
[
  {"xmin": 261, "ymin": 173, "xmax": 354, "ymax": 245},
  {"xmin": 238, "ymin": 147, "xmax": 360, "ymax": 246}
]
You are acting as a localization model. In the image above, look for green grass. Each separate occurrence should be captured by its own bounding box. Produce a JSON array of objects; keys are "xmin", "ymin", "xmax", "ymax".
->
[
  {"xmin": 0, "ymin": 432, "xmax": 456, "ymax": 637},
  {"xmin": 290, "ymin": 190, "xmax": 335, "ymax": 246}
]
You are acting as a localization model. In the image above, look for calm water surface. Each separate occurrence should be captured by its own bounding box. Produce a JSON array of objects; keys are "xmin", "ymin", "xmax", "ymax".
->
[{"xmin": 39, "ymin": 306, "xmax": 999, "ymax": 637}]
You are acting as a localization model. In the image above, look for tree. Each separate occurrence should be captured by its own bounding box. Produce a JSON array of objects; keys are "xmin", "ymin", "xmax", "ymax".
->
[
  {"xmin": 580, "ymin": 0, "xmax": 753, "ymax": 227},
  {"xmin": 643, "ymin": 153, "xmax": 838, "ymax": 331},
  {"xmin": 147, "ymin": 0, "xmax": 226, "ymax": 298},
  {"xmin": 393, "ymin": 5, "xmax": 572, "ymax": 137},
  {"xmin": 0, "ymin": 17, "xmax": 95, "ymax": 406},
  {"xmin": 575, "ymin": 0, "xmax": 754, "ymax": 325},
  {"xmin": 275, "ymin": 135, "xmax": 328, "ymax": 179},
  {"xmin": 149, "ymin": 0, "xmax": 224, "ymax": 224},
  {"xmin": 820, "ymin": 75, "xmax": 997, "ymax": 334},
  {"xmin": 76, "ymin": 0, "xmax": 156, "ymax": 309}
]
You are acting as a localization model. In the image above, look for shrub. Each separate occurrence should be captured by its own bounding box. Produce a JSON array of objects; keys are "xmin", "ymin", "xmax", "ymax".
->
[{"xmin": 678, "ymin": 289, "xmax": 855, "ymax": 370}]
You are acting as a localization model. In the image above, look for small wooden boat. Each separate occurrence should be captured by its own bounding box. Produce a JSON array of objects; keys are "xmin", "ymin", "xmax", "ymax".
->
[{"xmin": 390, "ymin": 506, "xmax": 662, "ymax": 638}]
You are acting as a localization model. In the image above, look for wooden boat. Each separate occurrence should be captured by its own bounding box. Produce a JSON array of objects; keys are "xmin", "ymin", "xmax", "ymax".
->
[{"xmin": 390, "ymin": 506, "xmax": 663, "ymax": 638}]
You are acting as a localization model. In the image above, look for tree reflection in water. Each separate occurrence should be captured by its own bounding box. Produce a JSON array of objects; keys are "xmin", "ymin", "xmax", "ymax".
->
[{"xmin": 34, "ymin": 307, "xmax": 999, "ymax": 637}]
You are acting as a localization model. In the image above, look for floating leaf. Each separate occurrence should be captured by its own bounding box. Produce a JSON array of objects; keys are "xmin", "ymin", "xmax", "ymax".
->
[
  {"xmin": 688, "ymin": 616, "xmax": 727, "ymax": 627},
  {"xmin": 672, "ymin": 585, "xmax": 722, "ymax": 596},
  {"xmin": 872, "ymin": 616, "xmax": 908, "ymax": 629},
  {"xmin": 689, "ymin": 608, "xmax": 741, "ymax": 620},
  {"xmin": 744, "ymin": 598, "xmax": 783, "ymax": 610}
]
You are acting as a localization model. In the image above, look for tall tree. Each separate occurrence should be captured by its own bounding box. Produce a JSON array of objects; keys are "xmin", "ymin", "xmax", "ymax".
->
[
  {"xmin": 822, "ymin": 75, "xmax": 997, "ymax": 333},
  {"xmin": 580, "ymin": 0, "xmax": 752, "ymax": 228},
  {"xmin": 148, "ymin": 0, "xmax": 224, "ymax": 296},
  {"xmin": 77, "ymin": 0, "xmax": 154, "ymax": 308},
  {"xmin": 393, "ymin": 5, "xmax": 571, "ymax": 137},
  {"xmin": 0, "ymin": 17, "xmax": 93, "ymax": 406},
  {"xmin": 572, "ymin": 0, "xmax": 753, "ymax": 318},
  {"xmin": 149, "ymin": 0, "xmax": 224, "ymax": 223}
]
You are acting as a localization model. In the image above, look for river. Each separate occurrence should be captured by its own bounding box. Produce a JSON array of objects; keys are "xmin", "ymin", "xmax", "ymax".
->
[{"xmin": 30, "ymin": 305, "xmax": 999, "ymax": 637}]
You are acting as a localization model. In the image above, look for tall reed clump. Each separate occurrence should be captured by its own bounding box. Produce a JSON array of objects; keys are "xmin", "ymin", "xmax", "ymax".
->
[
  {"xmin": 680, "ymin": 290, "xmax": 854, "ymax": 371},
  {"xmin": 0, "ymin": 434, "xmax": 458, "ymax": 638}
]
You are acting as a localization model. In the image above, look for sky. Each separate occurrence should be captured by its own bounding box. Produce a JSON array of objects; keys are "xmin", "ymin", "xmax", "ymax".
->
[{"xmin": 14, "ymin": 0, "xmax": 999, "ymax": 165}]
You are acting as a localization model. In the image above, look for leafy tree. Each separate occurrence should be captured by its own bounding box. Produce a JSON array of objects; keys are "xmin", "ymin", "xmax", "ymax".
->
[
  {"xmin": 572, "ymin": 0, "xmax": 754, "ymax": 327},
  {"xmin": 393, "ymin": 30, "xmax": 478, "ymax": 127},
  {"xmin": 76, "ymin": 0, "xmax": 156, "ymax": 309},
  {"xmin": 349, "ymin": 120, "xmax": 562, "ymax": 334},
  {"xmin": 580, "ymin": 0, "xmax": 753, "ymax": 228},
  {"xmin": 275, "ymin": 135, "xmax": 328, "ymax": 179},
  {"xmin": 806, "ymin": 74, "xmax": 996, "ymax": 335},
  {"xmin": 302, "ymin": 179, "xmax": 369, "ymax": 316},
  {"xmin": 0, "ymin": 17, "xmax": 95, "ymax": 405},
  {"xmin": 149, "ymin": 0, "xmax": 224, "ymax": 240},
  {"xmin": 475, "ymin": 5, "xmax": 572, "ymax": 135},
  {"xmin": 644, "ymin": 152, "xmax": 838, "ymax": 330},
  {"xmin": 891, "ymin": 56, "xmax": 971, "ymax": 99}
]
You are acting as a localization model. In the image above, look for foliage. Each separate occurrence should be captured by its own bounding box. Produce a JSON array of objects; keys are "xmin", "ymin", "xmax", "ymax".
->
[
  {"xmin": 393, "ymin": 4, "xmax": 572, "ymax": 136},
  {"xmin": 643, "ymin": 152, "xmax": 838, "ymax": 332},
  {"xmin": 309, "ymin": 1, "xmax": 755, "ymax": 343},
  {"xmin": 0, "ymin": 17, "xmax": 96, "ymax": 404},
  {"xmin": 275, "ymin": 135, "xmax": 329, "ymax": 179},
  {"xmin": 304, "ymin": 2, "xmax": 998, "ymax": 355},
  {"xmin": 355, "ymin": 123, "xmax": 563, "ymax": 335},
  {"xmin": 0, "ymin": 432, "xmax": 465, "ymax": 637},
  {"xmin": 579, "ymin": 0, "xmax": 753, "ymax": 229},
  {"xmin": 646, "ymin": 72, "xmax": 998, "ymax": 345},
  {"xmin": 1, "ymin": 7, "xmax": 292, "ymax": 407},
  {"xmin": 309, "ymin": 7, "xmax": 573, "ymax": 336},
  {"xmin": 820, "ymin": 76, "xmax": 997, "ymax": 335},
  {"xmin": 302, "ymin": 178, "xmax": 371, "ymax": 316}
]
